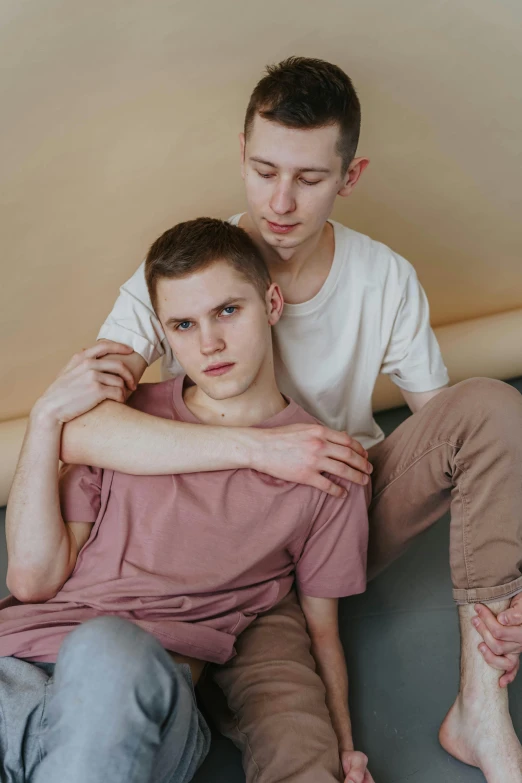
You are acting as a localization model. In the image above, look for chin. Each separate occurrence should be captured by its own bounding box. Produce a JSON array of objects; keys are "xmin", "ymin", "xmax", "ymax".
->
[
  {"xmin": 200, "ymin": 376, "xmax": 250, "ymax": 401},
  {"xmin": 260, "ymin": 226, "xmax": 300, "ymax": 245}
]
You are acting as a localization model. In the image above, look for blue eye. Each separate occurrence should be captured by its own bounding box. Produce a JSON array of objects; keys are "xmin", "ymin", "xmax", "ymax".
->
[
  {"xmin": 176, "ymin": 321, "xmax": 192, "ymax": 331},
  {"xmin": 222, "ymin": 306, "xmax": 236, "ymax": 316}
]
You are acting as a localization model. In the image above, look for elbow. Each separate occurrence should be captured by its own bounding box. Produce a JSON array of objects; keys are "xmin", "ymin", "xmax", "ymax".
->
[
  {"xmin": 60, "ymin": 416, "xmax": 89, "ymax": 464},
  {"xmin": 6, "ymin": 568, "xmax": 60, "ymax": 604},
  {"xmin": 60, "ymin": 399, "xmax": 123, "ymax": 464}
]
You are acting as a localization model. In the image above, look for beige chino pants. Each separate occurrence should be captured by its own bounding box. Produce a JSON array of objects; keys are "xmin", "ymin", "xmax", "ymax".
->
[{"xmin": 199, "ymin": 377, "xmax": 522, "ymax": 782}]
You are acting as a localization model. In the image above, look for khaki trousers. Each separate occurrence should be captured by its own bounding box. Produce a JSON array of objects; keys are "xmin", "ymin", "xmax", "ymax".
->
[{"xmin": 199, "ymin": 378, "xmax": 522, "ymax": 782}]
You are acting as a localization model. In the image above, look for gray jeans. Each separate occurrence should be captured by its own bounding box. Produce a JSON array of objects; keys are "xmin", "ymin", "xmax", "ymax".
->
[{"xmin": 0, "ymin": 616, "xmax": 210, "ymax": 783}]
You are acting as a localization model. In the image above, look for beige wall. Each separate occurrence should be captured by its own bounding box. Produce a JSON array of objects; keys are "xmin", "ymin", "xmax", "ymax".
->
[{"xmin": 2, "ymin": 0, "xmax": 522, "ymax": 424}]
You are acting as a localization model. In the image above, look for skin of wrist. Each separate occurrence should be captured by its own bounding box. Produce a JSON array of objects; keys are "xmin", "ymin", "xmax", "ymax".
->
[
  {"xmin": 30, "ymin": 399, "xmax": 64, "ymax": 432},
  {"xmin": 246, "ymin": 427, "xmax": 269, "ymax": 472}
]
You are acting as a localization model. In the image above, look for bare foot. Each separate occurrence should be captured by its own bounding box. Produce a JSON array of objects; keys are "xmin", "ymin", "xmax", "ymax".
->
[{"xmin": 439, "ymin": 692, "xmax": 522, "ymax": 782}]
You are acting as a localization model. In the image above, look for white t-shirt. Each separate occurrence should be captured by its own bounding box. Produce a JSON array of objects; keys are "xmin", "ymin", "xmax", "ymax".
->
[{"xmin": 98, "ymin": 215, "xmax": 449, "ymax": 449}]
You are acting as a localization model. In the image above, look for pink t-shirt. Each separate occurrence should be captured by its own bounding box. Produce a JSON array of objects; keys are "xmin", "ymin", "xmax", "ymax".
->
[{"xmin": 0, "ymin": 377, "xmax": 369, "ymax": 664}]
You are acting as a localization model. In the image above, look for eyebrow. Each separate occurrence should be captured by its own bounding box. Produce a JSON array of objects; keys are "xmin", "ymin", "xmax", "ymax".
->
[
  {"xmin": 249, "ymin": 156, "xmax": 331, "ymax": 175},
  {"xmin": 163, "ymin": 297, "xmax": 247, "ymax": 328}
]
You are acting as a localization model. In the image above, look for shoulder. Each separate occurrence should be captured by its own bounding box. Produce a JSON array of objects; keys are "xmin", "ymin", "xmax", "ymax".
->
[
  {"xmin": 332, "ymin": 221, "xmax": 416, "ymax": 291},
  {"xmin": 286, "ymin": 399, "xmax": 372, "ymax": 505},
  {"xmin": 120, "ymin": 260, "xmax": 148, "ymax": 293},
  {"xmin": 226, "ymin": 213, "xmax": 243, "ymax": 226},
  {"xmin": 281, "ymin": 400, "xmax": 323, "ymax": 427},
  {"xmin": 126, "ymin": 378, "xmax": 178, "ymax": 420}
]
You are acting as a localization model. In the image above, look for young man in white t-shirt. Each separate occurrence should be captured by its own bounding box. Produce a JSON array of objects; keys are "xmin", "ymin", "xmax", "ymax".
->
[{"xmin": 61, "ymin": 58, "xmax": 522, "ymax": 781}]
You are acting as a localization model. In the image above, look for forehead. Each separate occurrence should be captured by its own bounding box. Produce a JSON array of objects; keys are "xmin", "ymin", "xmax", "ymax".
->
[
  {"xmin": 246, "ymin": 114, "xmax": 342, "ymax": 170},
  {"xmin": 155, "ymin": 262, "xmax": 255, "ymax": 316}
]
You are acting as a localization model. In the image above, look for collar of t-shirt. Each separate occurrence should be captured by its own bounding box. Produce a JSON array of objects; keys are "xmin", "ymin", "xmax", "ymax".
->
[
  {"xmin": 227, "ymin": 213, "xmax": 346, "ymax": 318},
  {"xmin": 172, "ymin": 374, "xmax": 304, "ymax": 429}
]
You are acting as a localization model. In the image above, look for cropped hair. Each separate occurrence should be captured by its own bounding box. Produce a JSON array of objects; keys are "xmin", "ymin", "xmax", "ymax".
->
[
  {"xmin": 145, "ymin": 217, "xmax": 271, "ymax": 312},
  {"xmin": 244, "ymin": 56, "xmax": 361, "ymax": 172}
]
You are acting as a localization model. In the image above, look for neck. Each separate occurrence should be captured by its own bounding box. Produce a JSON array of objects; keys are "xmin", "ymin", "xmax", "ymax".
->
[
  {"xmin": 183, "ymin": 361, "xmax": 287, "ymax": 427},
  {"xmin": 240, "ymin": 214, "xmax": 334, "ymax": 304}
]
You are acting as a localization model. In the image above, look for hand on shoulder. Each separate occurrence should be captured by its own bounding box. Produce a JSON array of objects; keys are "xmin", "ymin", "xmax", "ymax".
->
[
  {"xmin": 33, "ymin": 340, "xmax": 136, "ymax": 426},
  {"xmin": 254, "ymin": 422, "xmax": 372, "ymax": 497}
]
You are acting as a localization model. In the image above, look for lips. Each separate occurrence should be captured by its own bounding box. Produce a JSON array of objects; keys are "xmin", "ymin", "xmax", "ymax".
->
[
  {"xmin": 203, "ymin": 363, "xmax": 235, "ymax": 377},
  {"xmin": 266, "ymin": 220, "xmax": 298, "ymax": 235}
]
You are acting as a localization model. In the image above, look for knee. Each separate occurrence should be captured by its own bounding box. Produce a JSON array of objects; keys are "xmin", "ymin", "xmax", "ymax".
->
[
  {"xmin": 59, "ymin": 616, "xmax": 166, "ymax": 676},
  {"xmin": 448, "ymin": 377, "xmax": 521, "ymax": 421}
]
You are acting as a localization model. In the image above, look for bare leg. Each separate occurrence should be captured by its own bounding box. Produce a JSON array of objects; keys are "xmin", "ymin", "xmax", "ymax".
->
[{"xmin": 439, "ymin": 600, "xmax": 522, "ymax": 782}]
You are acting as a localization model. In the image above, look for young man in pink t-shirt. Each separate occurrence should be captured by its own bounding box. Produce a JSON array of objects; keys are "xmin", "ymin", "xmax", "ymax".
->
[{"xmin": 2, "ymin": 218, "xmax": 373, "ymax": 783}]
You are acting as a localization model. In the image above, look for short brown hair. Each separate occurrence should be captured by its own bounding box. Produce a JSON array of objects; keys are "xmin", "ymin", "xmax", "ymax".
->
[
  {"xmin": 244, "ymin": 56, "xmax": 361, "ymax": 173},
  {"xmin": 145, "ymin": 217, "xmax": 271, "ymax": 313}
]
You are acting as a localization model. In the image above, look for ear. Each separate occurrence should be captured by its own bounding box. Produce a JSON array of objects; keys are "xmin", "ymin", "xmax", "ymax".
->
[
  {"xmin": 337, "ymin": 156, "xmax": 370, "ymax": 197},
  {"xmin": 266, "ymin": 282, "xmax": 284, "ymax": 326},
  {"xmin": 239, "ymin": 132, "xmax": 246, "ymax": 180}
]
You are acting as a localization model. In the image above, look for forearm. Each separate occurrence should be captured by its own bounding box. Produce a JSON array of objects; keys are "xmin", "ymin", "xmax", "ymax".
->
[
  {"xmin": 310, "ymin": 633, "xmax": 354, "ymax": 752},
  {"xmin": 6, "ymin": 407, "xmax": 73, "ymax": 601},
  {"xmin": 61, "ymin": 400, "xmax": 258, "ymax": 474},
  {"xmin": 401, "ymin": 383, "xmax": 449, "ymax": 413}
]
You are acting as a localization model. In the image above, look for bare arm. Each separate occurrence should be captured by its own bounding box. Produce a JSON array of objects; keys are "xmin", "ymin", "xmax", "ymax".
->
[
  {"xmin": 7, "ymin": 343, "xmax": 138, "ymax": 602},
  {"xmin": 400, "ymin": 383, "xmax": 449, "ymax": 413},
  {"xmin": 60, "ymin": 342, "xmax": 373, "ymax": 496},
  {"xmin": 7, "ymin": 408, "xmax": 93, "ymax": 603},
  {"xmin": 300, "ymin": 594, "xmax": 374, "ymax": 783},
  {"xmin": 300, "ymin": 594, "xmax": 353, "ymax": 750},
  {"xmin": 61, "ymin": 389, "xmax": 258, "ymax": 475}
]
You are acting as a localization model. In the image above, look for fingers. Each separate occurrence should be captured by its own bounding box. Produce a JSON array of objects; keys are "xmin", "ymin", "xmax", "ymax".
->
[
  {"xmin": 323, "ymin": 429, "xmax": 370, "ymax": 461},
  {"xmin": 99, "ymin": 384, "xmax": 127, "ymax": 404},
  {"xmin": 499, "ymin": 609, "xmax": 522, "ymax": 626},
  {"xmin": 89, "ymin": 372, "xmax": 127, "ymax": 402},
  {"xmin": 498, "ymin": 593, "xmax": 522, "ymax": 626},
  {"xmin": 86, "ymin": 359, "xmax": 136, "ymax": 390},
  {"xmin": 344, "ymin": 753, "xmax": 369, "ymax": 783},
  {"xmin": 326, "ymin": 443, "xmax": 373, "ymax": 475},
  {"xmin": 499, "ymin": 658, "xmax": 520, "ymax": 688},
  {"xmin": 63, "ymin": 341, "xmax": 134, "ymax": 373},
  {"xmin": 342, "ymin": 751, "xmax": 369, "ymax": 783},
  {"xmin": 313, "ymin": 475, "xmax": 348, "ymax": 499},
  {"xmin": 474, "ymin": 605, "xmax": 522, "ymax": 648},
  {"xmin": 92, "ymin": 370, "xmax": 126, "ymax": 391},
  {"xmin": 84, "ymin": 340, "xmax": 135, "ymax": 360},
  {"xmin": 473, "ymin": 618, "xmax": 521, "ymax": 656},
  {"xmin": 321, "ymin": 457, "xmax": 370, "ymax": 487},
  {"xmin": 478, "ymin": 641, "xmax": 519, "ymax": 673}
]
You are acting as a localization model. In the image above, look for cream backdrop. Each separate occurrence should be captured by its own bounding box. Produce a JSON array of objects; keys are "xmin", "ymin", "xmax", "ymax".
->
[{"xmin": 1, "ymin": 0, "xmax": 521, "ymax": 503}]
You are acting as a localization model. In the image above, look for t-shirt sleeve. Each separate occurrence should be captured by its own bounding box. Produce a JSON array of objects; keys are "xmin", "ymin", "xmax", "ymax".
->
[
  {"xmin": 380, "ymin": 268, "xmax": 449, "ymax": 393},
  {"xmin": 97, "ymin": 262, "xmax": 167, "ymax": 366},
  {"xmin": 58, "ymin": 463, "xmax": 103, "ymax": 523},
  {"xmin": 295, "ymin": 479, "xmax": 370, "ymax": 599}
]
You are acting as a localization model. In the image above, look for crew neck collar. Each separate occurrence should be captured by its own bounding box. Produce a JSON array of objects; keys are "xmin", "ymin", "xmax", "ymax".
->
[
  {"xmin": 171, "ymin": 374, "xmax": 300, "ymax": 429},
  {"xmin": 228, "ymin": 213, "xmax": 346, "ymax": 317}
]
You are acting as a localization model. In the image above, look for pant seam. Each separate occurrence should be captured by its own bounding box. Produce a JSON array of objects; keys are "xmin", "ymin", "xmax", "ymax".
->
[
  {"xmin": 372, "ymin": 438, "xmax": 477, "ymax": 592},
  {"xmin": 37, "ymin": 676, "xmax": 52, "ymax": 763},
  {"xmin": 372, "ymin": 439, "xmax": 462, "ymax": 501},
  {"xmin": 455, "ymin": 455, "xmax": 476, "ymax": 591},
  {"xmin": 228, "ymin": 703, "xmax": 261, "ymax": 782}
]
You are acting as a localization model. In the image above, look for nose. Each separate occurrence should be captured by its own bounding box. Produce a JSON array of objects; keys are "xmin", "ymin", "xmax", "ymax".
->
[
  {"xmin": 199, "ymin": 323, "xmax": 225, "ymax": 356},
  {"xmin": 269, "ymin": 179, "xmax": 296, "ymax": 216}
]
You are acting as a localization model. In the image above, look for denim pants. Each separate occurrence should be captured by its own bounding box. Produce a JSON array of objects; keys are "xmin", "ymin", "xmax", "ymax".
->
[{"xmin": 0, "ymin": 616, "xmax": 210, "ymax": 783}]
